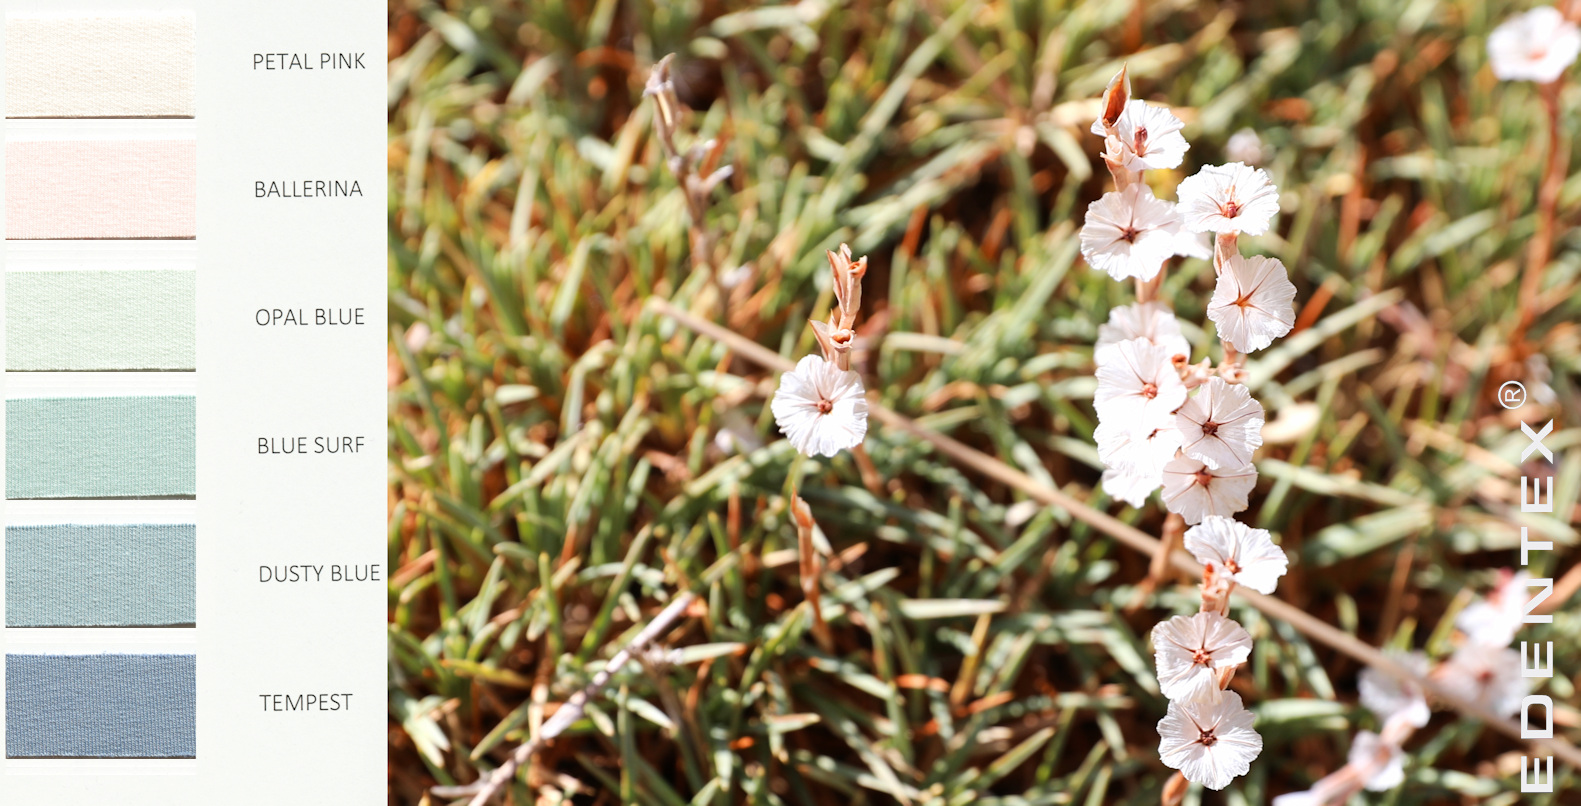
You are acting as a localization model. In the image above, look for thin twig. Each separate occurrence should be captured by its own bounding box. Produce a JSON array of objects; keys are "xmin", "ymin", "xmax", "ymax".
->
[
  {"xmin": 435, "ymin": 591, "xmax": 699, "ymax": 805},
  {"xmin": 1515, "ymin": 77, "xmax": 1567, "ymax": 340},
  {"xmin": 649, "ymin": 295, "xmax": 1581, "ymax": 769}
]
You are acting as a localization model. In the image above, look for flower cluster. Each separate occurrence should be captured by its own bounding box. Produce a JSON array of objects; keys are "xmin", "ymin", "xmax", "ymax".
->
[
  {"xmin": 1081, "ymin": 68, "xmax": 1298, "ymax": 797},
  {"xmin": 771, "ymin": 245, "xmax": 871, "ymax": 457},
  {"xmin": 1272, "ymin": 573, "xmax": 1532, "ymax": 804}
]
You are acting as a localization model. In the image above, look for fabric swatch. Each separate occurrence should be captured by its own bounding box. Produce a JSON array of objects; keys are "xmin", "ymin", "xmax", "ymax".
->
[
  {"xmin": 6, "ymin": 524, "xmax": 196, "ymax": 627},
  {"xmin": 6, "ymin": 396, "xmax": 196, "ymax": 499},
  {"xmin": 6, "ymin": 654, "xmax": 196, "ymax": 758},
  {"xmin": 5, "ymin": 139, "xmax": 197, "ymax": 239},
  {"xmin": 5, "ymin": 12, "xmax": 196, "ymax": 118},
  {"xmin": 7, "ymin": 270, "xmax": 196, "ymax": 370}
]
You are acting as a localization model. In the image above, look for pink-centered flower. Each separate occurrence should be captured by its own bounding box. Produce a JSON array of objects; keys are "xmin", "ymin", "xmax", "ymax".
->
[
  {"xmin": 1488, "ymin": 6, "xmax": 1581, "ymax": 83},
  {"xmin": 1358, "ymin": 651, "xmax": 1431, "ymax": 729},
  {"xmin": 770, "ymin": 355, "xmax": 868, "ymax": 457},
  {"xmin": 1349, "ymin": 730, "xmax": 1406, "ymax": 792},
  {"xmin": 1157, "ymin": 689, "xmax": 1263, "ymax": 791},
  {"xmin": 1094, "ymin": 338, "xmax": 1188, "ymax": 425},
  {"xmin": 1177, "ymin": 162, "xmax": 1280, "ymax": 235},
  {"xmin": 1090, "ymin": 100, "xmax": 1190, "ymax": 171},
  {"xmin": 1207, "ymin": 254, "xmax": 1296, "ymax": 353},
  {"xmin": 1096, "ymin": 302, "xmax": 1191, "ymax": 366},
  {"xmin": 1153, "ymin": 612, "xmax": 1254, "ymax": 701},
  {"xmin": 1176, "ymin": 377, "xmax": 1265, "ymax": 469},
  {"xmin": 1080, "ymin": 184, "xmax": 1182, "ymax": 281},
  {"xmin": 1436, "ymin": 644, "xmax": 1528, "ymax": 719},
  {"xmin": 1161, "ymin": 458, "xmax": 1256, "ymax": 524},
  {"xmin": 1181, "ymin": 516, "xmax": 1287, "ymax": 594}
]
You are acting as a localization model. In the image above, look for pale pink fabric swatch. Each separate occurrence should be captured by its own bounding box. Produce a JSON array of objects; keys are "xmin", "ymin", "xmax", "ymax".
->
[{"xmin": 6, "ymin": 140, "xmax": 196, "ymax": 239}]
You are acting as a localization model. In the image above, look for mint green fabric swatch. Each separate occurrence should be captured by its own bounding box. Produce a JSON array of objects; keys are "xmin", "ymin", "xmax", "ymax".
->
[
  {"xmin": 7, "ymin": 270, "xmax": 195, "ymax": 371},
  {"xmin": 6, "ymin": 396, "xmax": 196, "ymax": 499},
  {"xmin": 6, "ymin": 524, "xmax": 195, "ymax": 627}
]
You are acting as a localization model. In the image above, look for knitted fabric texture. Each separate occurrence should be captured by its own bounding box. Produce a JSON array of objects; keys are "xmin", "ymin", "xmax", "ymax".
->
[
  {"xmin": 5, "ymin": 12, "xmax": 196, "ymax": 118},
  {"xmin": 8, "ymin": 270, "xmax": 195, "ymax": 370},
  {"xmin": 6, "ymin": 524, "xmax": 195, "ymax": 627},
  {"xmin": 5, "ymin": 139, "xmax": 196, "ymax": 239},
  {"xmin": 6, "ymin": 396, "xmax": 196, "ymax": 499},
  {"xmin": 6, "ymin": 654, "xmax": 196, "ymax": 758}
]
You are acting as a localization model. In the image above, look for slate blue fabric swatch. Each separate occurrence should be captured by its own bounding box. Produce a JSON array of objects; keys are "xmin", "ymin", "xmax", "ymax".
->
[
  {"xmin": 6, "ymin": 653, "xmax": 196, "ymax": 758},
  {"xmin": 6, "ymin": 395, "xmax": 196, "ymax": 499},
  {"xmin": 6, "ymin": 524, "xmax": 196, "ymax": 627}
]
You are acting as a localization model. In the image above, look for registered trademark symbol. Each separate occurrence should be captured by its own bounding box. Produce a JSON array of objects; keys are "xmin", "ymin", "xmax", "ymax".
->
[{"xmin": 1498, "ymin": 381, "xmax": 1527, "ymax": 410}]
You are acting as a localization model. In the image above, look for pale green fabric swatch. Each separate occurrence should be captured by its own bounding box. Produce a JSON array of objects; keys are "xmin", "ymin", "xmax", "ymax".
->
[
  {"xmin": 6, "ymin": 396, "xmax": 196, "ymax": 499},
  {"xmin": 7, "ymin": 270, "xmax": 195, "ymax": 371}
]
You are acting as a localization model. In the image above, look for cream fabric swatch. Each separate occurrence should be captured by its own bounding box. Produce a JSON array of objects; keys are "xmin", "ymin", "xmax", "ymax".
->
[
  {"xmin": 5, "ymin": 12, "xmax": 196, "ymax": 118},
  {"xmin": 5, "ymin": 139, "xmax": 197, "ymax": 239}
]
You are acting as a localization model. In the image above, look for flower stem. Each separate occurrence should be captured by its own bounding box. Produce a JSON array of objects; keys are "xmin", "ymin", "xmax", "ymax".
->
[{"xmin": 1515, "ymin": 78, "xmax": 1567, "ymax": 341}]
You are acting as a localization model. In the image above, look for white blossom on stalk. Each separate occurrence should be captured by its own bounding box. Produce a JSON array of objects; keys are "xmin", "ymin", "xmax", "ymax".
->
[
  {"xmin": 1157, "ymin": 689, "xmax": 1263, "ymax": 791},
  {"xmin": 1152, "ymin": 612, "xmax": 1254, "ymax": 701},
  {"xmin": 1177, "ymin": 162, "xmax": 1281, "ymax": 235},
  {"xmin": 1096, "ymin": 412, "xmax": 1182, "ymax": 472},
  {"xmin": 1436, "ymin": 644, "xmax": 1529, "ymax": 718},
  {"xmin": 1176, "ymin": 377, "xmax": 1265, "ymax": 469},
  {"xmin": 1348, "ymin": 731, "xmax": 1406, "ymax": 791},
  {"xmin": 770, "ymin": 355, "xmax": 868, "ymax": 458},
  {"xmin": 1161, "ymin": 458, "xmax": 1257, "ymax": 524},
  {"xmin": 1172, "ymin": 227, "xmax": 1214, "ymax": 260},
  {"xmin": 1488, "ymin": 6, "xmax": 1581, "ymax": 83},
  {"xmin": 1102, "ymin": 465, "xmax": 1165, "ymax": 509},
  {"xmin": 1207, "ymin": 254, "xmax": 1297, "ymax": 353},
  {"xmin": 1456, "ymin": 570, "xmax": 1530, "ymax": 647},
  {"xmin": 1181, "ymin": 516, "xmax": 1288, "ymax": 594},
  {"xmin": 1089, "ymin": 100, "xmax": 1190, "ymax": 171},
  {"xmin": 1079, "ymin": 185, "xmax": 1182, "ymax": 281},
  {"xmin": 1095, "ymin": 302, "xmax": 1191, "ymax": 365},
  {"xmin": 1358, "ymin": 651, "xmax": 1432, "ymax": 728},
  {"xmin": 1094, "ymin": 338, "xmax": 1188, "ymax": 424},
  {"xmin": 1225, "ymin": 128, "xmax": 1268, "ymax": 165}
]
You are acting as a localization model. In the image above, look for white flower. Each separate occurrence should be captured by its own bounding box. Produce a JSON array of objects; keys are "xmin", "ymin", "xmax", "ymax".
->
[
  {"xmin": 1079, "ymin": 185, "xmax": 1182, "ymax": 281},
  {"xmin": 770, "ymin": 355, "xmax": 868, "ymax": 457},
  {"xmin": 1096, "ymin": 412, "xmax": 1182, "ymax": 471},
  {"xmin": 1090, "ymin": 100, "xmax": 1190, "ymax": 171},
  {"xmin": 1181, "ymin": 516, "xmax": 1287, "ymax": 594},
  {"xmin": 1096, "ymin": 302, "xmax": 1191, "ymax": 366},
  {"xmin": 1157, "ymin": 689, "xmax": 1263, "ymax": 791},
  {"xmin": 1102, "ymin": 465, "xmax": 1163, "ymax": 509},
  {"xmin": 1100, "ymin": 338, "xmax": 1188, "ymax": 423},
  {"xmin": 1488, "ymin": 6, "xmax": 1581, "ymax": 83},
  {"xmin": 1177, "ymin": 162, "xmax": 1281, "ymax": 235},
  {"xmin": 1269, "ymin": 794, "xmax": 1321, "ymax": 806},
  {"xmin": 1176, "ymin": 378, "xmax": 1265, "ymax": 469},
  {"xmin": 1152, "ymin": 612, "xmax": 1254, "ymax": 701},
  {"xmin": 1162, "ymin": 459, "xmax": 1256, "ymax": 525},
  {"xmin": 1207, "ymin": 254, "xmax": 1296, "ymax": 353},
  {"xmin": 1456, "ymin": 570, "xmax": 1530, "ymax": 647},
  {"xmin": 1094, "ymin": 338, "xmax": 1188, "ymax": 424},
  {"xmin": 1348, "ymin": 731, "xmax": 1405, "ymax": 791},
  {"xmin": 1358, "ymin": 652, "xmax": 1431, "ymax": 728},
  {"xmin": 1436, "ymin": 645, "xmax": 1529, "ymax": 719},
  {"xmin": 1225, "ymin": 128, "xmax": 1268, "ymax": 165},
  {"xmin": 1173, "ymin": 227, "xmax": 1214, "ymax": 260}
]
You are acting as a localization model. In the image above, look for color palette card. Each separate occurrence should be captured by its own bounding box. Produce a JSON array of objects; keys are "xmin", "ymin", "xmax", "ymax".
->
[{"xmin": 0, "ymin": 2, "xmax": 384, "ymax": 802}]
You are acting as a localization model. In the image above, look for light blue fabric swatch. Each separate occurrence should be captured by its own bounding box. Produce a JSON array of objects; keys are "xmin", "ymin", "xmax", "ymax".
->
[
  {"xmin": 6, "ymin": 524, "xmax": 195, "ymax": 627},
  {"xmin": 6, "ymin": 396, "xmax": 196, "ymax": 499},
  {"xmin": 6, "ymin": 654, "xmax": 196, "ymax": 758}
]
